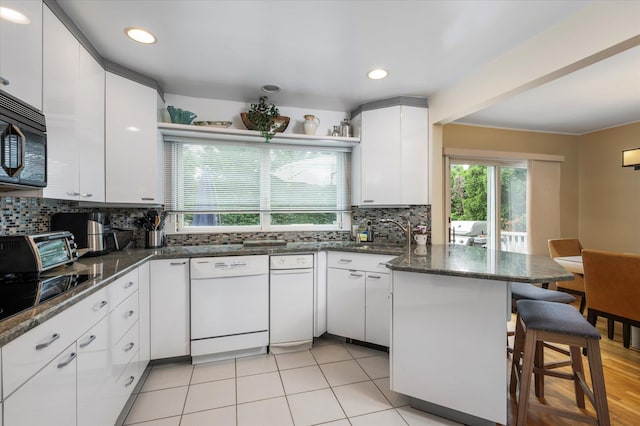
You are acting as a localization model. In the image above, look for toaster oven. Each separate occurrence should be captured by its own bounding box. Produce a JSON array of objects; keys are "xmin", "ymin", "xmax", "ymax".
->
[{"xmin": 0, "ymin": 231, "xmax": 78, "ymax": 274}]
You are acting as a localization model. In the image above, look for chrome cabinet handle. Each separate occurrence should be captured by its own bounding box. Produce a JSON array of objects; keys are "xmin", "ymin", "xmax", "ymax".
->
[
  {"xmin": 124, "ymin": 310, "xmax": 135, "ymax": 318},
  {"xmin": 80, "ymin": 193, "xmax": 93, "ymax": 197},
  {"xmin": 339, "ymin": 259, "xmax": 353, "ymax": 263},
  {"xmin": 57, "ymin": 352, "xmax": 77, "ymax": 369},
  {"xmin": 124, "ymin": 281, "xmax": 135, "ymax": 289},
  {"xmin": 141, "ymin": 197, "xmax": 155, "ymax": 201},
  {"xmin": 93, "ymin": 300, "xmax": 108, "ymax": 311},
  {"xmin": 0, "ymin": 76, "xmax": 9, "ymax": 85},
  {"xmin": 125, "ymin": 376, "xmax": 135, "ymax": 387},
  {"xmin": 378, "ymin": 263, "xmax": 388, "ymax": 267},
  {"xmin": 36, "ymin": 333, "xmax": 60, "ymax": 350},
  {"xmin": 66, "ymin": 192, "xmax": 80, "ymax": 196},
  {"xmin": 124, "ymin": 342, "xmax": 135, "ymax": 352},
  {"xmin": 368, "ymin": 274, "xmax": 381, "ymax": 279},
  {"xmin": 363, "ymin": 200, "xmax": 374, "ymax": 203},
  {"xmin": 79, "ymin": 335, "xmax": 96, "ymax": 348},
  {"xmin": 170, "ymin": 261, "xmax": 186, "ymax": 265},
  {"xmin": 349, "ymin": 273, "xmax": 364, "ymax": 278}
]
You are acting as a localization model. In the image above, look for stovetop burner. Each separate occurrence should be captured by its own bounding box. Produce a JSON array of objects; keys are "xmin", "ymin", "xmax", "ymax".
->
[{"xmin": 0, "ymin": 273, "xmax": 100, "ymax": 322}]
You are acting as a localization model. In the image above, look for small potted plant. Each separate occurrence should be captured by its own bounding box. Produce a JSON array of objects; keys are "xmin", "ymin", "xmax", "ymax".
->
[{"xmin": 241, "ymin": 96, "xmax": 290, "ymax": 142}]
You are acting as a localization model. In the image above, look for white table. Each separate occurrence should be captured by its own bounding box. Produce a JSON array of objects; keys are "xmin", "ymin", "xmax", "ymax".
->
[{"xmin": 553, "ymin": 255, "xmax": 640, "ymax": 348}]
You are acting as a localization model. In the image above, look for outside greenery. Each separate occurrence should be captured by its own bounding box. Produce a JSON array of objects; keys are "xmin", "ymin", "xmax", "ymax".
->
[{"xmin": 450, "ymin": 164, "xmax": 527, "ymax": 232}]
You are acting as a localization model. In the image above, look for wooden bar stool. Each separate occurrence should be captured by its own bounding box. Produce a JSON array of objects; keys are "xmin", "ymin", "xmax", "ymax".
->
[{"xmin": 510, "ymin": 300, "xmax": 610, "ymax": 425}]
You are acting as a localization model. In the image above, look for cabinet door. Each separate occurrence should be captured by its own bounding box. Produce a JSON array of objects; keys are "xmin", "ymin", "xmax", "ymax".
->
[
  {"xmin": 365, "ymin": 272, "xmax": 391, "ymax": 347},
  {"xmin": 150, "ymin": 259, "xmax": 190, "ymax": 359},
  {"xmin": 138, "ymin": 262, "xmax": 151, "ymax": 371},
  {"xmin": 327, "ymin": 268, "xmax": 365, "ymax": 341},
  {"xmin": 0, "ymin": 0, "xmax": 42, "ymax": 109},
  {"xmin": 359, "ymin": 106, "xmax": 401, "ymax": 205},
  {"xmin": 77, "ymin": 316, "xmax": 116, "ymax": 426},
  {"xmin": 105, "ymin": 72, "xmax": 159, "ymax": 204},
  {"xmin": 399, "ymin": 105, "xmax": 428, "ymax": 205},
  {"xmin": 77, "ymin": 46, "xmax": 105, "ymax": 202},
  {"xmin": 42, "ymin": 6, "xmax": 79, "ymax": 200},
  {"xmin": 4, "ymin": 343, "xmax": 77, "ymax": 426}
]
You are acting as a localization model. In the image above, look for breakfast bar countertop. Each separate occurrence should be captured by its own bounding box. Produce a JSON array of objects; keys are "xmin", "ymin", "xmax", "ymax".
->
[{"xmin": 385, "ymin": 244, "xmax": 575, "ymax": 284}]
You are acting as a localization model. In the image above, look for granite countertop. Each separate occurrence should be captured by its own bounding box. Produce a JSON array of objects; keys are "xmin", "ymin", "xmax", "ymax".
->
[
  {"xmin": 386, "ymin": 244, "xmax": 575, "ymax": 284},
  {"xmin": 0, "ymin": 241, "xmax": 572, "ymax": 347}
]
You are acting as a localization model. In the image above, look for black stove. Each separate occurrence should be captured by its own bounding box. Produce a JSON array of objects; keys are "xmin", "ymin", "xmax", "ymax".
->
[{"xmin": 0, "ymin": 273, "xmax": 99, "ymax": 322}]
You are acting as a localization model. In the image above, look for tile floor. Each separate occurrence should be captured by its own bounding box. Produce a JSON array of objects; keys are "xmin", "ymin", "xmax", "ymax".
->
[{"xmin": 121, "ymin": 337, "xmax": 462, "ymax": 425}]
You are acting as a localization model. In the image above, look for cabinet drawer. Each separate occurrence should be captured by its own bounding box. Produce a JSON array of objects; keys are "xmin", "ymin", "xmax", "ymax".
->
[
  {"xmin": 327, "ymin": 252, "xmax": 395, "ymax": 272},
  {"xmin": 112, "ymin": 321, "xmax": 139, "ymax": 380},
  {"xmin": 2, "ymin": 286, "xmax": 108, "ymax": 399},
  {"xmin": 111, "ymin": 291, "xmax": 139, "ymax": 345},
  {"xmin": 108, "ymin": 269, "xmax": 138, "ymax": 309}
]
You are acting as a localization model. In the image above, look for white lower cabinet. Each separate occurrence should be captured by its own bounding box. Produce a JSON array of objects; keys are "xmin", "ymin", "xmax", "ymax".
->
[
  {"xmin": 1, "ymin": 263, "xmax": 149, "ymax": 426},
  {"xmin": 4, "ymin": 343, "xmax": 77, "ymax": 426},
  {"xmin": 327, "ymin": 252, "xmax": 395, "ymax": 346},
  {"xmin": 150, "ymin": 259, "xmax": 190, "ymax": 359}
]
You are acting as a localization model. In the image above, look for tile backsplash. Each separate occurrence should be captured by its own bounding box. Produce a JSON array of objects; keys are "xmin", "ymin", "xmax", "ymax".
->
[{"xmin": 0, "ymin": 197, "xmax": 430, "ymax": 247}]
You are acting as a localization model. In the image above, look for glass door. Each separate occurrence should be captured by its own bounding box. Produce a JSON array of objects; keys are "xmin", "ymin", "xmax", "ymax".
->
[{"xmin": 447, "ymin": 160, "xmax": 527, "ymax": 253}]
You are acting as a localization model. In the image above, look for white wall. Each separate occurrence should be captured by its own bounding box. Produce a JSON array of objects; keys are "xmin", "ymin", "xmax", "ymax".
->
[{"xmin": 162, "ymin": 94, "xmax": 349, "ymax": 138}]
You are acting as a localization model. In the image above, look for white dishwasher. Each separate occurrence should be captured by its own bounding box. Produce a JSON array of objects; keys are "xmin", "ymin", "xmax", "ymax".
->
[
  {"xmin": 190, "ymin": 255, "xmax": 269, "ymax": 363},
  {"xmin": 270, "ymin": 254, "xmax": 315, "ymax": 353}
]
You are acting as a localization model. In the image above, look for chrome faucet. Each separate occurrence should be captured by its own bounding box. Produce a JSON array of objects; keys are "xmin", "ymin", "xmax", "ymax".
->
[{"xmin": 380, "ymin": 218, "xmax": 412, "ymax": 246}]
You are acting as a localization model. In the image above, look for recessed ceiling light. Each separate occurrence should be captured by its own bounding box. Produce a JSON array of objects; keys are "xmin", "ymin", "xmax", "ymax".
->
[
  {"xmin": 0, "ymin": 7, "xmax": 30, "ymax": 24},
  {"xmin": 261, "ymin": 84, "xmax": 281, "ymax": 94},
  {"xmin": 125, "ymin": 27, "xmax": 157, "ymax": 44},
  {"xmin": 368, "ymin": 69, "xmax": 388, "ymax": 80}
]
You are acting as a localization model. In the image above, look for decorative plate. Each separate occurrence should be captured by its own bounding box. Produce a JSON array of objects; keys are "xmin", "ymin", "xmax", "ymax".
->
[{"xmin": 193, "ymin": 121, "xmax": 233, "ymax": 128}]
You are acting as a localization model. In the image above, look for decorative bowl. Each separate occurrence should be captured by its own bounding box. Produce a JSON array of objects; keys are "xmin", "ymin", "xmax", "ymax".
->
[
  {"xmin": 167, "ymin": 106, "xmax": 197, "ymax": 124},
  {"xmin": 240, "ymin": 112, "xmax": 290, "ymax": 133},
  {"xmin": 193, "ymin": 121, "xmax": 232, "ymax": 128}
]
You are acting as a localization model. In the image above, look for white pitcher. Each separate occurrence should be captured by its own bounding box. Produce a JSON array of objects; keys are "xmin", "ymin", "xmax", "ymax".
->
[{"xmin": 303, "ymin": 114, "xmax": 320, "ymax": 135}]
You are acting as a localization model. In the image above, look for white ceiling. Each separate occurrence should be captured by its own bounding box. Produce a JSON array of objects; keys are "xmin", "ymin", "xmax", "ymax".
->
[{"xmin": 56, "ymin": 0, "xmax": 639, "ymax": 134}]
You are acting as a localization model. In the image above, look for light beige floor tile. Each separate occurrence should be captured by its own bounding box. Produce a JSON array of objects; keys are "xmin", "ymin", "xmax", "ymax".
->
[
  {"xmin": 140, "ymin": 363, "xmax": 193, "ymax": 392},
  {"xmin": 396, "ymin": 406, "xmax": 463, "ymax": 425},
  {"xmin": 349, "ymin": 408, "xmax": 408, "ymax": 425},
  {"xmin": 124, "ymin": 386, "xmax": 188, "ymax": 424},
  {"xmin": 333, "ymin": 381, "xmax": 392, "ymax": 417},
  {"xmin": 191, "ymin": 359, "xmax": 236, "ymax": 384},
  {"xmin": 126, "ymin": 417, "xmax": 181, "ymax": 426},
  {"xmin": 237, "ymin": 371, "xmax": 285, "ymax": 403},
  {"xmin": 320, "ymin": 359, "xmax": 369, "ymax": 387},
  {"xmin": 279, "ymin": 365, "xmax": 329, "ymax": 395},
  {"xmin": 311, "ymin": 343, "xmax": 353, "ymax": 364},
  {"xmin": 180, "ymin": 406, "xmax": 236, "ymax": 426},
  {"xmin": 356, "ymin": 355, "xmax": 390, "ymax": 379},
  {"xmin": 373, "ymin": 377, "xmax": 411, "ymax": 407},
  {"xmin": 286, "ymin": 388, "xmax": 346, "ymax": 426},
  {"xmin": 275, "ymin": 350, "xmax": 317, "ymax": 370},
  {"xmin": 183, "ymin": 378, "xmax": 236, "ymax": 414},
  {"xmin": 237, "ymin": 396, "xmax": 294, "ymax": 426},
  {"xmin": 236, "ymin": 353, "xmax": 278, "ymax": 376},
  {"xmin": 345, "ymin": 343, "xmax": 388, "ymax": 359}
]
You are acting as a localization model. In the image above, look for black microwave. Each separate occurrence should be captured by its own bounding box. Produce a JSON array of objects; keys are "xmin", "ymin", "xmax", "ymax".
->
[{"xmin": 0, "ymin": 89, "xmax": 47, "ymax": 189}]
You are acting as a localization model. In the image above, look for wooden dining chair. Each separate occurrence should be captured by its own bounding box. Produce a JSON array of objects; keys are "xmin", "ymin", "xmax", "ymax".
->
[
  {"xmin": 582, "ymin": 249, "xmax": 640, "ymax": 348},
  {"xmin": 548, "ymin": 238, "xmax": 586, "ymax": 313}
]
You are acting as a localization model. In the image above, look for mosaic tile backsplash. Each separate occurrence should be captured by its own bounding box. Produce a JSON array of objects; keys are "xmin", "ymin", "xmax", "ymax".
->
[{"xmin": 0, "ymin": 197, "xmax": 430, "ymax": 248}]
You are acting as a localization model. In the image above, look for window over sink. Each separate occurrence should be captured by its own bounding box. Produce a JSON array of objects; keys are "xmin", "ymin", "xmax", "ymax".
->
[{"xmin": 164, "ymin": 140, "xmax": 351, "ymax": 233}]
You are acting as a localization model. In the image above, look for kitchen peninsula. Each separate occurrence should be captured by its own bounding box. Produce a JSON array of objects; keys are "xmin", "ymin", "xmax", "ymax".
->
[{"xmin": 386, "ymin": 244, "xmax": 573, "ymax": 425}]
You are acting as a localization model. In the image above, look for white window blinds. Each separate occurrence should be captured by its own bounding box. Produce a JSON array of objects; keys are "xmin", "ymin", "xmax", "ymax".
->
[{"xmin": 165, "ymin": 140, "xmax": 351, "ymax": 214}]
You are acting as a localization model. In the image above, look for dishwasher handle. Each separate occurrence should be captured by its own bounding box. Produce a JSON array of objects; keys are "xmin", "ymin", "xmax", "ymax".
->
[{"xmin": 270, "ymin": 269, "xmax": 314, "ymax": 276}]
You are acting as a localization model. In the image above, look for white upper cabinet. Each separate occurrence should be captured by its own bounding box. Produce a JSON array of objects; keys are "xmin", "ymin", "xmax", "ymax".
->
[
  {"xmin": 77, "ymin": 47, "xmax": 105, "ymax": 202},
  {"xmin": 0, "ymin": 0, "xmax": 42, "ymax": 109},
  {"xmin": 351, "ymin": 100, "xmax": 429, "ymax": 206},
  {"xmin": 42, "ymin": 6, "xmax": 79, "ymax": 200},
  {"xmin": 105, "ymin": 72, "xmax": 161, "ymax": 204},
  {"xmin": 42, "ymin": 7, "xmax": 105, "ymax": 201}
]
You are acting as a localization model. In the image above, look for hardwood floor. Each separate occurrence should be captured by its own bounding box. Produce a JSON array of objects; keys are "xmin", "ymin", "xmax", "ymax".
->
[{"xmin": 507, "ymin": 310, "xmax": 640, "ymax": 425}]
